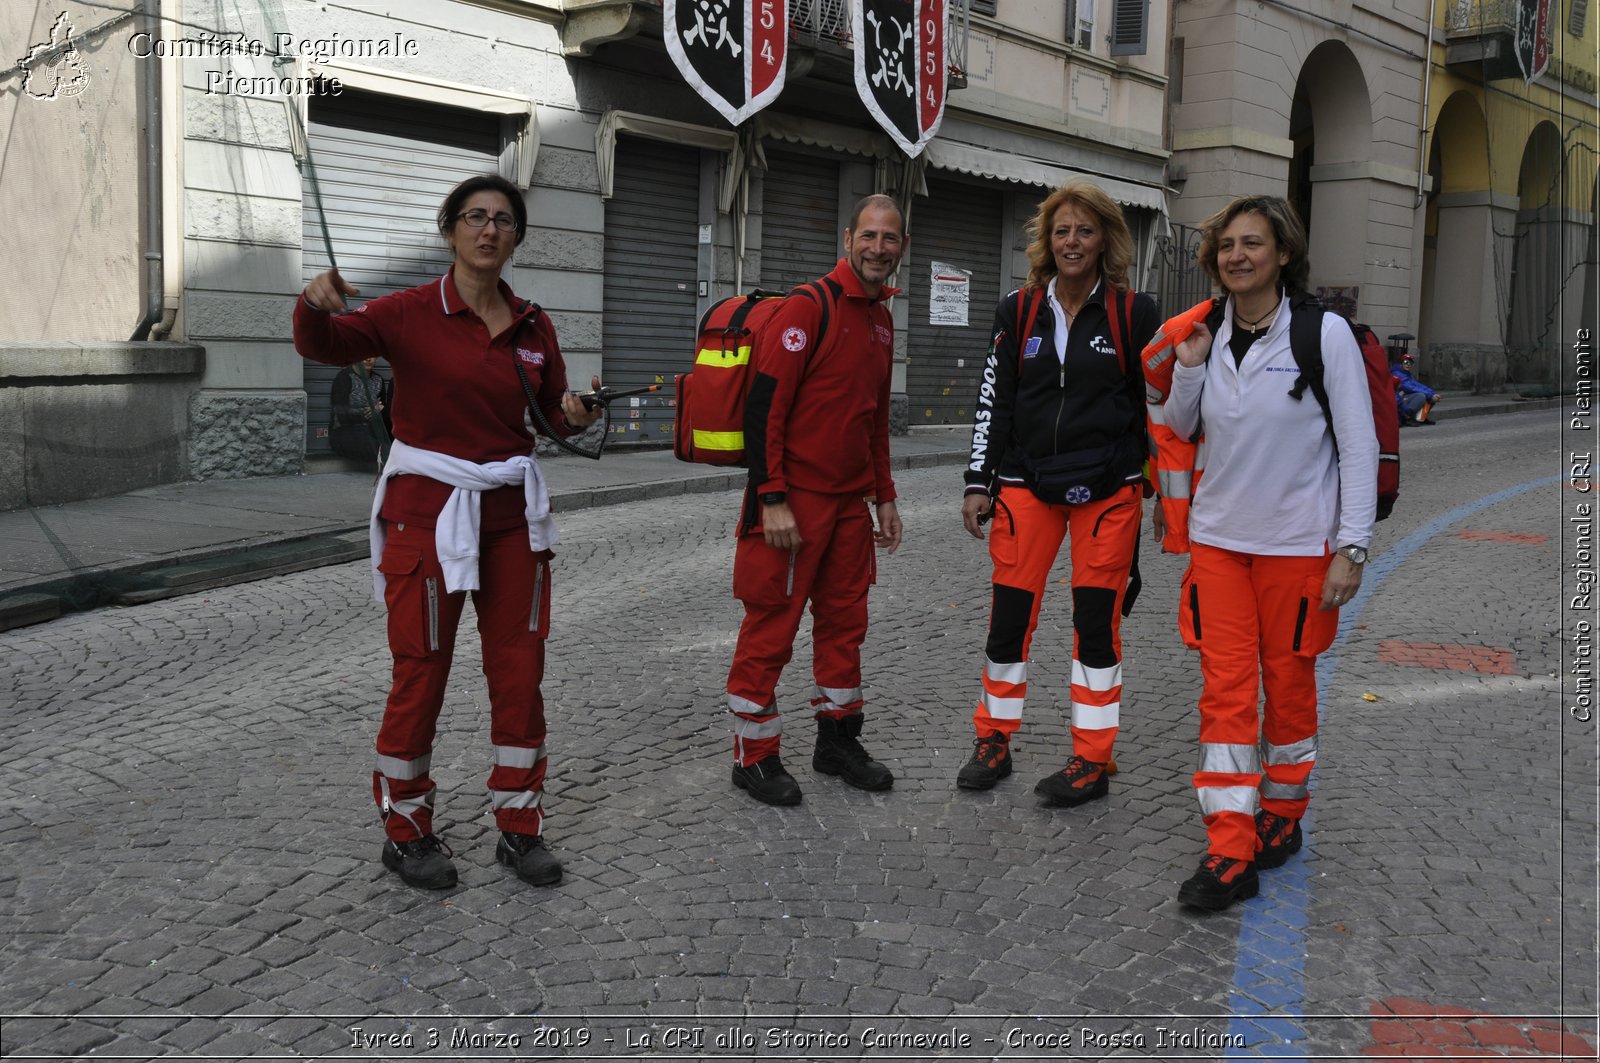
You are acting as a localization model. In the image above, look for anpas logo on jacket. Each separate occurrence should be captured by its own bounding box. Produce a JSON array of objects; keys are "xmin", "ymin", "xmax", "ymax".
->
[
  {"xmin": 517, "ymin": 348, "xmax": 545, "ymax": 366},
  {"xmin": 1091, "ymin": 335, "xmax": 1117, "ymax": 359},
  {"xmin": 969, "ymin": 348, "xmax": 1001, "ymax": 473}
]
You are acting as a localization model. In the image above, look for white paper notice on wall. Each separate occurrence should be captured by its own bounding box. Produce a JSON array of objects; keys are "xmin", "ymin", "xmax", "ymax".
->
[{"xmin": 930, "ymin": 262, "xmax": 971, "ymax": 327}]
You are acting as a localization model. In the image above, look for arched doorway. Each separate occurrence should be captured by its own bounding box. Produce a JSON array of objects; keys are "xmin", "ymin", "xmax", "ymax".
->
[
  {"xmin": 1288, "ymin": 42, "xmax": 1372, "ymax": 305},
  {"xmin": 1507, "ymin": 122, "xmax": 1565, "ymax": 384},
  {"xmin": 1420, "ymin": 90, "xmax": 1505, "ymax": 390}
]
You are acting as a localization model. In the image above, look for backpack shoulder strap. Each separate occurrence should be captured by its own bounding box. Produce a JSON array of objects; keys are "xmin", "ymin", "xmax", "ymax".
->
[
  {"xmin": 1015, "ymin": 286, "xmax": 1046, "ymax": 372},
  {"xmin": 1286, "ymin": 291, "xmax": 1338, "ymax": 445},
  {"xmin": 1103, "ymin": 286, "xmax": 1135, "ymax": 376},
  {"xmin": 790, "ymin": 279, "xmax": 837, "ymax": 351}
]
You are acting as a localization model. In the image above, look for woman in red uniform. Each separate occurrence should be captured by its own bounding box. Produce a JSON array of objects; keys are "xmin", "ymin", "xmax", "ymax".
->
[
  {"xmin": 958, "ymin": 181, "xmax": 1158, "ymax": 804},
  {"xmin": 294, "ymin": 174, "xmax": 601, "ymax": 890}
]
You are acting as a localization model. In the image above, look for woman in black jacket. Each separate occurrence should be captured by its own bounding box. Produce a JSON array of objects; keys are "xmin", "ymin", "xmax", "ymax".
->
[{"xmin": 957, "ymin": 180, "xmax": 1158, "ymax": 806}]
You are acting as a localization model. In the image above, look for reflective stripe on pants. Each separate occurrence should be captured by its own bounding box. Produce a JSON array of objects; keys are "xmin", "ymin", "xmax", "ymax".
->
[
  {"xmin": 971, "ymin": 483, "xmax": 1140, "ymax": 765},
  {"xmin": 1189, "ymin": 542, "xmax": 1330, "ymax": 860},
  {"xmin": 375, "ymin": 521, "xmax": 552, "ymax": 841}
]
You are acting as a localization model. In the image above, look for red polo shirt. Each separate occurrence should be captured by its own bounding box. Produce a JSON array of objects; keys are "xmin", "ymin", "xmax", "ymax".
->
[{"xmin": 294, "ymin": 269, "xmax": 577, "ymax": 530}]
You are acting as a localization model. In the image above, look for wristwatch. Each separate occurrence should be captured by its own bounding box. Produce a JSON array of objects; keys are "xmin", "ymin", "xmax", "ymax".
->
[
  {"xmin": 759, "ymin": 491, "xmax": 786, "ymax": 506},
  {"xmin": 1336, "ymin": 544, "xmax": 1369, "ymax": 565}
]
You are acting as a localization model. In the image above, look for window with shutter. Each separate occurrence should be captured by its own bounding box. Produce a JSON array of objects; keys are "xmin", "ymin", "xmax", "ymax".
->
[
  {"xmin": 970, "ymin": 0, "xmax": 996, "ymax": 15},
  {"xmin": 1110, "ymin": 0, "xmax": 1148, "ymax": 56},
  {"xmin": 1571, "ymin": 0, "xmax": 1589, "ymax": 37}
]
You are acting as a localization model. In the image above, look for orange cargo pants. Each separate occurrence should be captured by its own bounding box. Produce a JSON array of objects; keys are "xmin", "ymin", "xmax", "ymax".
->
[
  {"xmin": 1183, "ymin": 542, "xmax": 1337, "ymax": 860},
  {"xmin": 973, "ymin": 483, "xmax": 1141, "ymax": 763}
]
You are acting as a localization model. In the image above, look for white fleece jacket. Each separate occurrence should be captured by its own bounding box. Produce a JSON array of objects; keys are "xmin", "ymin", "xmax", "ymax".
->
[
  {"xmin": 368, "ymin": 439, "xmax": 558, "ymax": 603},
  {"xmin": 1165, "ymin": 297, "xmax": 1377, "ymax": 556}
]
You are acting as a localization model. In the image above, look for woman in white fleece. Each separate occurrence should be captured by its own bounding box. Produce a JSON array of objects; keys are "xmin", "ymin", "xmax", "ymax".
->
[
  {"xmin": 1162, "ymin": 196, "xmax": 1378, "ymax": 911},
  {"xmin": 295, "ymin": 174, "xmax": 601, "ymax": 892}
]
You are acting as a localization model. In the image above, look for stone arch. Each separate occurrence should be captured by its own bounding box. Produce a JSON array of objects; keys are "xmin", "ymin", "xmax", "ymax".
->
[
  {"xmin": 1419, "ymin": 90, "xmax": 1505, "ymax": 390},
  {"xmin": 1507, "ymin": 122, "xmax": 1567, "ymax": 379},
  {"xmin": 1287, "ymin": 40, "xmax": 1373, "ymax": 298}
]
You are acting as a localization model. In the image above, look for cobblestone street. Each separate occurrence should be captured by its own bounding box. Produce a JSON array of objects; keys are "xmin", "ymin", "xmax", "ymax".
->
[{"xmin": 1, "ymin": 408, "xmax": 1592, "ymax": 1061}]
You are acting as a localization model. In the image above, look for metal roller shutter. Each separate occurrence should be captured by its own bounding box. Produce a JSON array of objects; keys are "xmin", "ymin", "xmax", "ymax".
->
[
  {"xmin": 759, "ymin": 150, "xmax": 841, "ymax": 292},
  {"xmin": 601, "ymin": 137, "xmax": 702, "ymax": 444},
  {"xmin": 907, "ymin": 177, "xmax": 1005, "ymax": 426},
  {"xmin": 301, "ymin": 90, "xmax": 500, "ymax": 454}
]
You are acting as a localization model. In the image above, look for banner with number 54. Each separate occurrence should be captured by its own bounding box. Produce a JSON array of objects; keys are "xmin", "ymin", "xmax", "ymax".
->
[
  {"xmin": 664, "ymin": 0, "xmax": 789, "ymax": 127},
  {"xmin": 854, "ymin": 0, "xmax": 946, "ymax": 157}
]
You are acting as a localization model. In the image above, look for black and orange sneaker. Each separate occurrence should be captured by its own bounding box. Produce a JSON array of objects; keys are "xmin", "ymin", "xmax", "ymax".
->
[
  {"xmin": 956, "ymin": 732, "xmax": 1012, "ymax": 790},
  {"xmin": 1033, "ymin": 754, "xmax": 1109, "ymax": 807},
  {"xmin": 1255, "ymin": 811, "xmax": 1303, "ymax": 869},
  {"xmin": 1177, "ymin": 854, "xmax": 1260, "ymax": 911}
]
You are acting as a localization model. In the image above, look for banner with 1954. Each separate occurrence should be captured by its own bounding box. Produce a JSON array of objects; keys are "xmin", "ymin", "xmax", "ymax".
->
[
  {"xmin": 853, "ymin": 0, "xmax": 947, "ymax": 157},
  {"xmin": 664, "ymin": 0, "xmax": 788, "ymax": 127}
]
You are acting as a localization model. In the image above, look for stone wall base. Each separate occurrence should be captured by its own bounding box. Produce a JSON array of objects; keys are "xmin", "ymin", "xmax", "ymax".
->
[
  {"xmin": 188, "ymin": 390, "xmax": 305, "ymax": 480},
  {"xmin": 1425, "ymin": 343, "xmax": 1508, "ymax": 392}
]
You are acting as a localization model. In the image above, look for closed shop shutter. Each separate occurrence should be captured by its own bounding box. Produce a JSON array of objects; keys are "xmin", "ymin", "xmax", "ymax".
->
[
  {"xmin": 906, "ymin": 176, "xmax": 1005, "ymax": 426},
  {"xmin": 601, "ymin": 137, "xmax": 702, "ymax": 445},
  {"xmin": 301, "ymin": 89, "xmax": 500, "ymax": 454},
  {"xmin": 759, "ymin": 150, "xmax": 841, "ymax": 292}
]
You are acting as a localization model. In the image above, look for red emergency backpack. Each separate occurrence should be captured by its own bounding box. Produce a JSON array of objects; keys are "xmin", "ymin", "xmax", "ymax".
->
[{"xmin": 673, "ymin": 282, "xmax": 832, "ymax": 466}]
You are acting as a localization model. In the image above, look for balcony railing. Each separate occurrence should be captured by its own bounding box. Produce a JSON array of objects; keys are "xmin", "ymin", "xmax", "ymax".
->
[
  {"xmin": 789, "ymin": 0, "xmax": 971, "ymax": 90},
  {"xmin": 1442, "ymin": 0, "xmax": 1518, "ymax": 38}
]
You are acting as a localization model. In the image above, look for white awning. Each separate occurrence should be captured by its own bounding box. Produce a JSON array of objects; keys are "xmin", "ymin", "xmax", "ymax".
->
[
  {"xmin": 923, "ymin": 140, "xmax": 1166, "ymax": 212},
  {"xmin": 306, "ymin": 60, "xmax": 539, "ymax": 188},
  {"xmin": 595, "ymin": 110, "xmax": 737, "ymax": 199},
  {"xmin": 753, "ymin": 112, "xmax": 893, "ymax": 159}
]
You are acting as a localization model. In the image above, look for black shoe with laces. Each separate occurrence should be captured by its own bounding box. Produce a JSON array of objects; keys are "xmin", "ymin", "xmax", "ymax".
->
[
  {"xmin": 1033, "ymin": 754, "xmax": 1110, "ymax": 806},
  {"xmin": 381, "ymin": 834, "xmax": 457, "ymax": 890},
  {"xmin": 1254, "ymin": 811, "xmax": 1303, "ymax": 869},
  {"xmin": 1177, "ymin": 854, "xmax": 1259, "ymax": 911},
  {"xmin": 956, "ymin": 732, "xmax": 1013, "ymax": 790},
  {"xmin": 732, "ymin": 754, "xmax": 802, "ymax": 805},
  {"xmin": 496, "ymin": 831, "xmax": 563, "ymax": 886},
  {"xmin": 813, "ymin": 714, "xmax": 894, "ymax": 791}
]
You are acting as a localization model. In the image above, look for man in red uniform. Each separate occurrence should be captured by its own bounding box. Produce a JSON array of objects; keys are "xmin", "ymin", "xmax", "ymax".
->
[{"xmin": 725, "ymin": 194, "xmax": 907, "ymax": 806}]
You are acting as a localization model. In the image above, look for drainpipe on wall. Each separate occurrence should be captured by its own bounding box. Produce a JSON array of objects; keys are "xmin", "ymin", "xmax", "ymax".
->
[
  {"xmin": 148, "ymin": 0, "xmax": 181, "ymax": 340},
  {"xmin": 128, "ymin": 0, "xmax": 163, "ymax": 340},
  {"xmin": 1414, "ymin": 0, "xmax": 1437, "ymax": 209}
]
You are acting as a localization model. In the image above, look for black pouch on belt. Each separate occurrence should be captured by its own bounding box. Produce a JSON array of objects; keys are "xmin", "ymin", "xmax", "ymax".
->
[{"xmin": 1019, "ymin": 438, "xmax": 1133, "ymax": 506}]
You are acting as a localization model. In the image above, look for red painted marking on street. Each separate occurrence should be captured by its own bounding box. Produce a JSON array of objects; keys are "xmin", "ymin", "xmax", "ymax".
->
[
  {"xmin": 1456, "ymin": 530, "xmax": 1549, "ymax": 544},
  {"xmin": 1377, "ymin": 640, "xmax": 1516, "ymax": 675},
  {"xmin": 1367, "ymin": 998, "xmax": 1599, "ymax": 1059}
]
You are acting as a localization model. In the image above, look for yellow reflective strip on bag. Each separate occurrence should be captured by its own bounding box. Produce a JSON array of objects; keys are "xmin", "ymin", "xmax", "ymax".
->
[
  {"xmin": 695, "ymin": 344, "xmax": 752, "ymax": 368},
  {"xmin": 693, "ymin": 429, "xmax": 744, "ymax": 452}
]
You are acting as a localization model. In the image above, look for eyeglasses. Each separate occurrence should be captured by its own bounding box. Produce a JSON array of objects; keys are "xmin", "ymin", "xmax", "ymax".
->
[{"xmin": 457, "ymin": 208, "xmax": 517, "ymax": 232}]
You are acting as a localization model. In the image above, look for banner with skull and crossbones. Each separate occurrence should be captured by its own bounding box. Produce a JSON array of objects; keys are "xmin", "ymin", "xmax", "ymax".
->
[
  {"xmin": 664, "ymin": 0, "xmax": 788, "ymax": 126},
  {"xmin": 853, "ymin": 0, "xmax": 946, "ymax": 157},
  {"xmin": 1512, "ymin": 0, "xmax": 1551, "ymax": 82}
]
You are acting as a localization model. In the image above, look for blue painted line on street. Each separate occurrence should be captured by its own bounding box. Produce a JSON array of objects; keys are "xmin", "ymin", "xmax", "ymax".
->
[{"xmin": 1224, "ymin": 474, "xmax": 1562, "ymax": 1059}]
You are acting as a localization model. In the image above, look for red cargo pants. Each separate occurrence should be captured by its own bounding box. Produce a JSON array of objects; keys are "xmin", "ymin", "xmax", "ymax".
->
[
  {"xmin": 372, "ymin": 521, "xmax": 553, "ymax": 842},
  {"xmin": 726, "ymin": 488, "xmax": 875, "ymax": 765}
]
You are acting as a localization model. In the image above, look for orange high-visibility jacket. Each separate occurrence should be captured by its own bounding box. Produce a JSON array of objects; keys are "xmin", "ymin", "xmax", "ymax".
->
[{"xmin": 1142, "ymin": 298, "xmax": 1218, "ymax": 554}]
